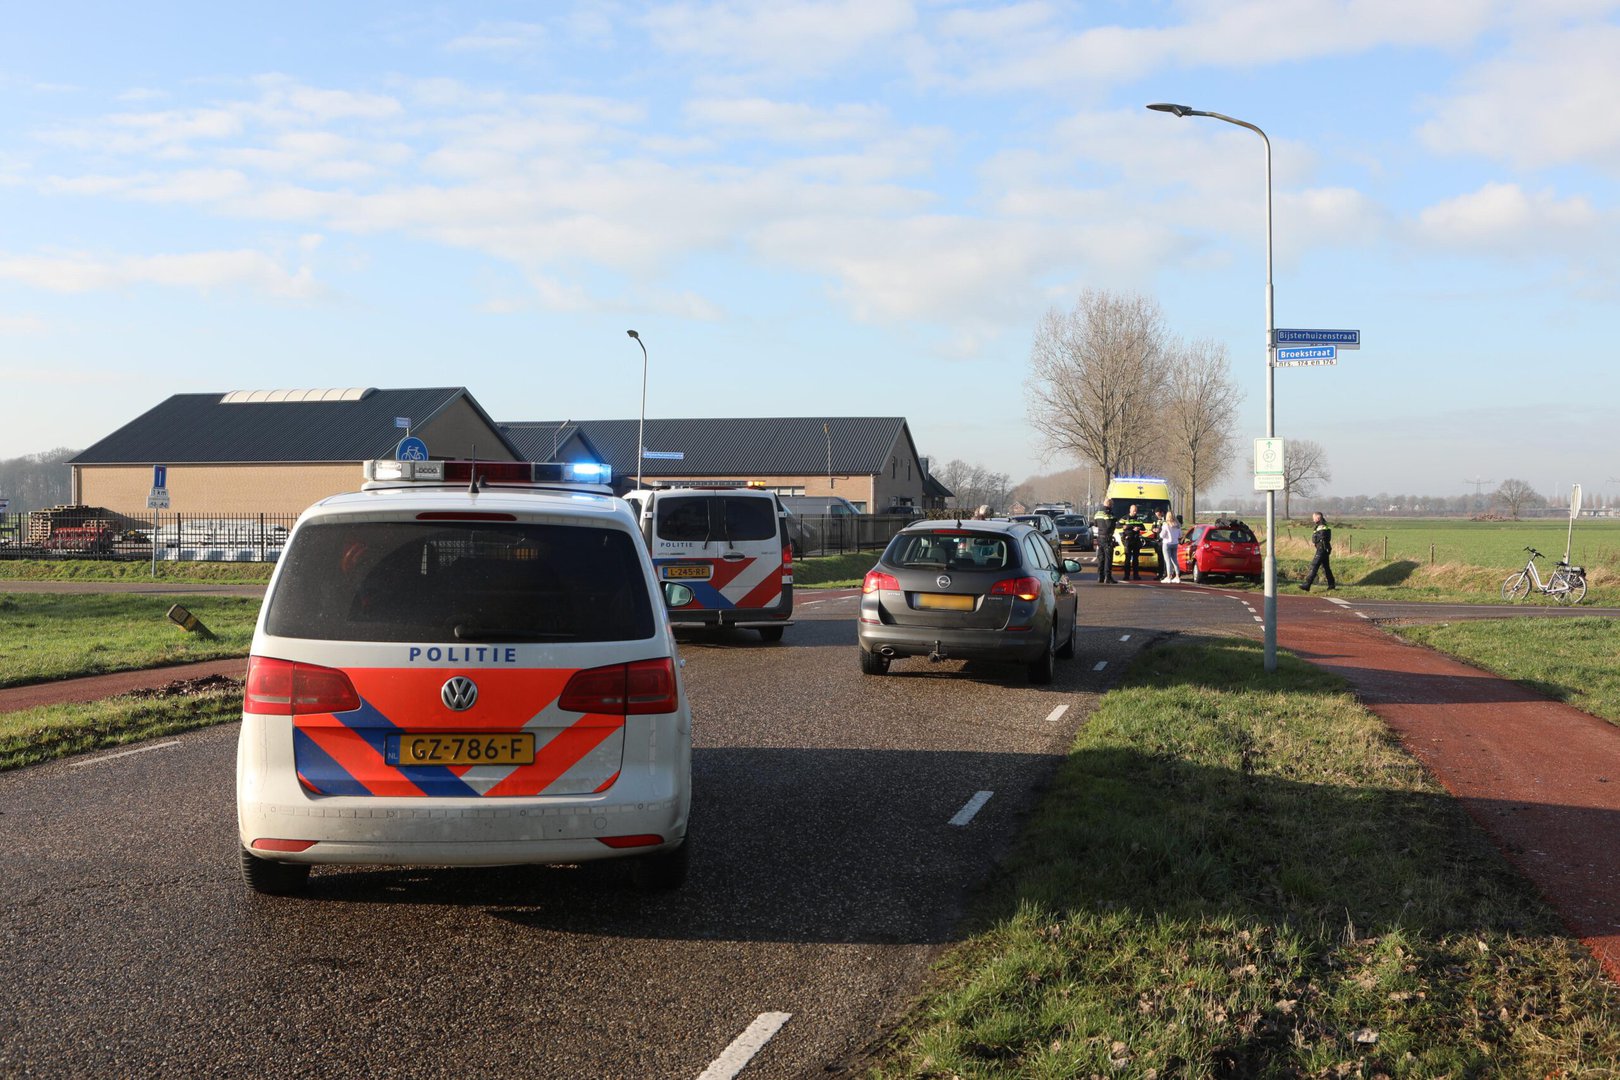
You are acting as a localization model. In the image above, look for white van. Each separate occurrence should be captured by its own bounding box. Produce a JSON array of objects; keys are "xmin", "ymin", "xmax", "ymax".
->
[{"xmin": 623, "ymin": 486, "xmax": 793, "ymax": 642}]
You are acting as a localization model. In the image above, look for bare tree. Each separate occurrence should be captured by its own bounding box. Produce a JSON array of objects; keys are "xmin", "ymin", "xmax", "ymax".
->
[
  {"xmin": 1494, "ymin": 478, "xmax": 1537, "ymax": 520},
  {"xmin": 1280, "ymin": 439, "xmax": 1331, "ymax": 519},
  {"xmin": 1026, "ymin": 290, "xmax": 1171, "ymax": 481},
  {"xmin": 1161, "ymin": 339, "xmax": 1242, "ymax": 524},
  {"xmin": 935, "ymin": 459, "xmax": 1013, "ymax": 515}
]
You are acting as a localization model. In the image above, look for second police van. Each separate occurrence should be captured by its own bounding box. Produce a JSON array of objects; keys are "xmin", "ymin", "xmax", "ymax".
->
[{"xmin": 622, "ymin": 484, "xmax": 794, "ymax": 642}]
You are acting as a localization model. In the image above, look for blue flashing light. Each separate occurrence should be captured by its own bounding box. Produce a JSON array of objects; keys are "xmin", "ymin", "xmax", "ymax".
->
[{"xmin": 566, "ymin": 462, "xmax": 610, "ymax": 482}]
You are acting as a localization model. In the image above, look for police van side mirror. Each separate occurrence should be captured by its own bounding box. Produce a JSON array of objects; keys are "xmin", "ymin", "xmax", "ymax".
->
[{"xmin": 663, "ymin": 582, "xmax": 695, "ymax": 608}]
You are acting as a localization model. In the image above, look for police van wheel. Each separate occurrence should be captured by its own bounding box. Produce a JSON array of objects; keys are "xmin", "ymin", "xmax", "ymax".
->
[
  {"xmin": 240, "ymin": 847, "xmax": 311, "ymax": 896},
  {"xmin": 632, "ymin": 836, "xmax": 690, "ymax": 892},
  {"xmin": 757, "ymin": 626, "xmax": 785, "ymax": 643},
  {"xmin": 859, "ymin": 647, "xmax": 889, "ymax": 676}
]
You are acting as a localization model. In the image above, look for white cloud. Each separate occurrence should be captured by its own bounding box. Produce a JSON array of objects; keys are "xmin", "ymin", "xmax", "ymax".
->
[
  {"xmin": 0, "ymin": 249, "xmax": 318, "ymax": 299},
  {"xmin": 685, "ymin": 98, "xmax": 894, "ymax": 143},
  {"xmin": 1420, "ymin": 24, "xmax": 1620, "ymax": 171},
  {"xmin": 643, "ymin": 0, "xmax": 917, "ymax": 79},
  {"xmin": 0, "ymin": 314, "xmax": 48, "ymax": 336},
  {"xmin": 445, "ymin": 21, "xmax": 548, "ymax": 54},
  {"xmin": 1417, "ymin": 182, "xmax": 1601, "ymax": 253}
]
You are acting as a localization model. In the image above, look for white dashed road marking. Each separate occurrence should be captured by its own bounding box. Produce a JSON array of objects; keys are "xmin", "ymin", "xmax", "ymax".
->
[
  {"xmin": 68, "ymin": 741, "xmax": 181, "ymax": 768},
  {"xmin": 1044, "ymin": 704, "xmax": 1069, "ymax": 724},
  {"xmin": 1327, "ymin": 597, "xmax": 1351, "ymax": 608},
  {"xmin": 1119, "ymin": 633, "xmax": 1131, "ymax": 641},
  {"xmin": 949, "ymin": 791, "xmax": 994, "ymax": 827},
  {"xmin": 1093, "ymin": 661, "xmax": 1108, "ymax": 671},
  {"xmin": 697, "ymin": 1013, "xmax": 793, "ymax": 1080}
]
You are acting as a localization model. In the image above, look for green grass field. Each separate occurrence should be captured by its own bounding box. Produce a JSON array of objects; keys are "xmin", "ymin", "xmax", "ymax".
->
[{"xmin": 1275, "ymin": 516, "xmax": 1620, "ymax": 573}]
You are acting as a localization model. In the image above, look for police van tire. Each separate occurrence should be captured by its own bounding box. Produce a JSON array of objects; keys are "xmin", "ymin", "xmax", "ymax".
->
[
  {"xmin": 632, "ymin": 836, "xmax": 690, "ymax": 892},
  {"xmin": 859, "ymin": 647, "xmax": 889, "ymax": 675},
  {"xmin": 1027, "ymin": 628, "xmax": 1056, "ymax": 685},
  {"xmin": 757, "ymin": 626, "xmax": 785, "ymax": 643},
  {"xmin": 240, "ymin": 847, "xmax": 311, "ymax": 896}
]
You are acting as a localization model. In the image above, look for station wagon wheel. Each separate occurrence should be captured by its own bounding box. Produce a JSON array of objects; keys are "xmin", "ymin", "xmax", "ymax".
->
[
  {"xmin": 1027, "ymin": 627, "xmax": 1056, "ymax": 685},
  {"xmin": 240, "ymin": 847, "xmax": 311, "ymax": 896},
  {"xmin": 1055, "ymin": 612, "xmax": 1076, "ymax": 659},
  {"xmin": 757, "ymin": 626, "xmax": 785, "ymax": 643},
  {"xmin": 859, "ymin": 647, "xmax": 889, "ymax": 675}
]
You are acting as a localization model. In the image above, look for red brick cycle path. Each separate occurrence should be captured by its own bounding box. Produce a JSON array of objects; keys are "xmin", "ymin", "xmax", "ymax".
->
[{"xmin": 1262, "ymin": 591, "xmax": 1620, "ymax": 980}]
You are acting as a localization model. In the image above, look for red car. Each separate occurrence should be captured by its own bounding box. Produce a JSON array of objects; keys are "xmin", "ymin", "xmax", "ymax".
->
[{"xmin": 1178, "ymin": 521, "xmax": 1262, "ymax": 583}]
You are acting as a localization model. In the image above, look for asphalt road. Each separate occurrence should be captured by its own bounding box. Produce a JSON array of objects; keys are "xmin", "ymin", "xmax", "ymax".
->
[{"xmin": 0, "ymin": 576, "xmax": 1265, "ymax": 1080}]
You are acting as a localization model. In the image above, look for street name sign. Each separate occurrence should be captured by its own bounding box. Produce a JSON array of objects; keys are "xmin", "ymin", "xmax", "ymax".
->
[
  {"xmin": 1275, "ymin": 345, "xmax": 1337, "ymax": 366},
  {"xmin": 642, "ymin": 450, "xmax": 685, "ymax": 460},
  {"xmin": 1275, "ymin": 328, "xmax": 1359, "ymax": 349}
]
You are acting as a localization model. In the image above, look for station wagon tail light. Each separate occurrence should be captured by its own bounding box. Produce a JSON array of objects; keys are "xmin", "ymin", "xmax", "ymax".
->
[
  {"xmin": 863, "ymin": 570, "xmax": 900, "ymax": 594},
  {"xmin": 990, "ymin": 576, "xmax": 1041, "ymax": 601},
  {"xmin": 244, "ymin": 656, "xmax": 361, "ymax": 715},
  {"xmin": 559, "ymin": 658, "xmax": 678, "ymax": 715}
]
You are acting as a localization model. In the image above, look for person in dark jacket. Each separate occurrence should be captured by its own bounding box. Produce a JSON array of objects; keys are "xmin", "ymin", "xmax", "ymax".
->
[
  {"xmin": 1121, "ymin": 503, "xmax": 1146, "ymax": 580},
  {"xmin": 1091, "ymin": 500, "xmax": 1117, "ymax": 583},
  {"xmin": 1301, "ymin": 511, "xmax": 1336, "ymax": 591}
]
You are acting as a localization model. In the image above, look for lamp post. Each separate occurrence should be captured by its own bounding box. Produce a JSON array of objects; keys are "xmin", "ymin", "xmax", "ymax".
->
[
  {"xmin": 1148, "ymin": 101, "xmax": 1278, "ymax": 672},
  {"xmin": 626, "ymin": 330, "xmax": 648, "ymax": 490}
]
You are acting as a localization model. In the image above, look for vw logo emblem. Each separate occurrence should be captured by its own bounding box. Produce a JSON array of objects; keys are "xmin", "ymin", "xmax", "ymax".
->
[
  {"xmin": 937, "ymin": 574, "xmax": 952, "ymax": 589},
  {"xmin": 441, "ymin": 676, "xmax": 479, "ymax": 711}
]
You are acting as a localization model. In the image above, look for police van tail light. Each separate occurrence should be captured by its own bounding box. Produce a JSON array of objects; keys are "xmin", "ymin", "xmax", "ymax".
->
[
  {"xmin": 781, "ymin": 542, "xmax": 793, "ymax": 583},
  {"xmin": 244, "ymin": 656, "xmax": 361, "ymax": 715},
  {"xmin": 559, "ymin": 658, "xmax": 678, "ymax": 715},
  {"xmin": 990, "ymin": 577, "xmax": 1042, "ymax": 602}
]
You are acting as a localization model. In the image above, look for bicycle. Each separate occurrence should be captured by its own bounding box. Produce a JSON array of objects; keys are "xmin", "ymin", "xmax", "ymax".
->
[{"xmin": 1502, "ymin": 547, "xmax": 1587, "ymax": 605}]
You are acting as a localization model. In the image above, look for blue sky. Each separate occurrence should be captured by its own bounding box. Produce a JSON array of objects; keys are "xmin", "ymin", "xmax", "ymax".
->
[{"xmin": 3, "ymin": 1, "xmax": 1617, "ymax": 502}]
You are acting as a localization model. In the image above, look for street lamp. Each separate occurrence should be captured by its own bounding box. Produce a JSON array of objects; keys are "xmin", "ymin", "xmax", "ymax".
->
[
  {"xmin": 626, "ymin": 330, "xmax": 648, "ymax": 491},
  {"xmin": 1148, "ymin": 101, "xmax": 1279, "ymax": 672}
]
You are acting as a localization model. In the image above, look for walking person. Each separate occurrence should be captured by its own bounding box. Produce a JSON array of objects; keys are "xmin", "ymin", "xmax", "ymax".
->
[
  {"xmin": 1091, "ymin": 500, "xmax": 1117, "ymax": 583},
  {"xmin": 1161, "ymin": 513, "xmax": 1182, "ymax": 583},
  {"xmin": 1121, "ymin": 503, "xmax": 1145, "ymax": 581},
  {"xmin": 1301, "ymin": 511, "xmax": 1337, "ymax": 591}
]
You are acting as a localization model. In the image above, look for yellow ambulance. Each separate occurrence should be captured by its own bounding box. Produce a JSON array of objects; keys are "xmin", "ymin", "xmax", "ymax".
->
[{"xmin": 1106, "ymin": 476, "xmax": 1173, "ymax": 573}]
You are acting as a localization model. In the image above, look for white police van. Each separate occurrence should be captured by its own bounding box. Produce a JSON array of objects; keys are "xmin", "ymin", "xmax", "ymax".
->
[
  {"xmin": 236, "ymin": 459, "xmax": 692, "ymax": 895},
  {"xmin": 622, "ymin": 484, "xmax": 793, "ymax": 642}
]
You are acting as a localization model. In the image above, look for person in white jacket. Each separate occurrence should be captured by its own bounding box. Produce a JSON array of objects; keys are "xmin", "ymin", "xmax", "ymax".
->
[{"xmin": 1161, "ymin": 513, "xmax": 1183, "ymax": 582}]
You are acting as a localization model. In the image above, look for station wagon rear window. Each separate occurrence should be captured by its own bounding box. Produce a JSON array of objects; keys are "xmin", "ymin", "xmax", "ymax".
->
[
  {"xmin": 885, "ymin": 531, "xmax": 1014, "ymax": 571},
  {"xmin": 264, "ymin": 521, "xmax": 654, "ymax": 643}
]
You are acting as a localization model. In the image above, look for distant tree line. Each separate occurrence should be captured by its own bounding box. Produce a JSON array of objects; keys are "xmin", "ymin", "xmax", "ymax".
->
[
  {"xmin": 0, "ymin": 448, "xmax": 77, "ymax": 514},
  {"xmin": 1207, "ymin": 484, "xmax": 1604, "ymax": 520}
]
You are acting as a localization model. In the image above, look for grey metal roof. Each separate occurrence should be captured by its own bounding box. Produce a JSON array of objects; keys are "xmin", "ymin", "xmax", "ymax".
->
[
  {"xmin": 71, "ymin": 388, "xmax": 523, "ymax": 464},
  {"xmin": 500, "ymin": 417, "xmax": 916, "ymax": 478}
]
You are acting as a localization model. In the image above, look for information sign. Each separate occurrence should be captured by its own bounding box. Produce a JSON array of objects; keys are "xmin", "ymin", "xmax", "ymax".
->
[{"xmin": 1253, "ymin": 438, "xmax": 1286, "ymax": 492}]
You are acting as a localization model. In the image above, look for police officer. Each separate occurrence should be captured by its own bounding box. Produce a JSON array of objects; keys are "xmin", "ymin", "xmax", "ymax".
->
[
  {"xmin": 1301, "ymin": 510, "xmax": 1337, "ymax": 591},
  {"xmin": 1121, "ymin": 503, "xmax": 1147, "ymax": 580},
  {"xmin": 1091, "ymin": 499, "xmax": 1117, "ymax": 583}
]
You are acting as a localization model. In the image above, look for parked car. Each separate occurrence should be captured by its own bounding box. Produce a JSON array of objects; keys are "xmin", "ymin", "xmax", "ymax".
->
[
  {"xmin": 1178, "ymin": 520, "xmax": 1263, "ymax": 583},
  {"xmin": 1008, "ymin": 513, "xmax": 1061, "ymax": 557},
  {"xmin": 857, "ymin": 518, "xmax": 1080, "ymax": 684},
  {"xmin": 1052, "ymin": 514, "xmax": 1093, "ymax": 552}
]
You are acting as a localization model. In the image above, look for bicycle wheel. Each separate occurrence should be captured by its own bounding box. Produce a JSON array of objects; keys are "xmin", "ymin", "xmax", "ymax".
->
[
  {"xmin": 1501, "ymin": 571, "xmax": 1531, "ymax": 602},
  {"xmin": 1558, "ymin": 573, "xmax": 1587, "ymax": 605}
]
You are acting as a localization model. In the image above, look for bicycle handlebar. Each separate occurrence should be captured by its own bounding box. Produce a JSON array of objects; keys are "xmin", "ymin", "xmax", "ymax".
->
[{"xmin": 1524, "ymin": 547, "xmax": 1543, "ymax": 557}]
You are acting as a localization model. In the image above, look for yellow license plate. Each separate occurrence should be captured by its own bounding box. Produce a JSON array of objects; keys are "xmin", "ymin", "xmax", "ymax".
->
[
  {"xmin": 663, "ymin": 564, "xmax": 712, "ymax": 580},
  {"xmin": 917, "ymin": 593, "xmax": 975, "ymax": 611},
  {"xmin": 391, "ymin": 733, "xmax": 535, "ymax": 767}
]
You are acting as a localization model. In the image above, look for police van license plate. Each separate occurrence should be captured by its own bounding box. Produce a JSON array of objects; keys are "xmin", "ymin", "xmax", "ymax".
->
[
  {"xmin": 663, "ymin": 564, "xmax": 712, "ymax": 580},
  {"xmin": 387, "ymin": 733, "xmax": 536, "ymax": 766},
  {"xmin": 917, "ymin": 593, "xmax": 975, "ymax": 611}
]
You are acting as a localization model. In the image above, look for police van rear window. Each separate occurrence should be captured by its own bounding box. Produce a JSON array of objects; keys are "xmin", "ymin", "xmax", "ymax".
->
[
  {"xmin": 655, "ymin": 496, "xmax": 777, "ymax": 543},
  {"xmin": 264, "ymin": 521, "xmax": 655, "ymax": 643}
]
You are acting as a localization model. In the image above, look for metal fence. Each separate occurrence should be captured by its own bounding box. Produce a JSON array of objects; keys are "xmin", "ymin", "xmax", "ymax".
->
[
  {"xmin": 784, "ymin": 513, "xmax": 917, "ymax": 558},
  {"xmin": 0, "ymin": 511, "xmax": 300, "ymax": 563}
]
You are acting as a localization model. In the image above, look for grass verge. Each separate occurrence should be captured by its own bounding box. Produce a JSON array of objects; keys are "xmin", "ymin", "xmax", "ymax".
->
[
  {"xmin": 1392, "ymin": 617, "xmax": 1620, "ymax": 725},
  {"xmin": 0, "ymin": 679, "xmax": 243, "ymax": 771},
  {"xmin": 0, "ymin": 593, "xmax": 259, "ymax": 687},
  {"xmin": 872, "ymin": 636, "xmax": 1620, "ymax": 1078},
  {"xmin": 0, "ymin": 558, "xmax": 275, "ymax": 583},
  {"xmin": 795, "ymin": 550, "xmax": 880, "ymax": 587}
]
